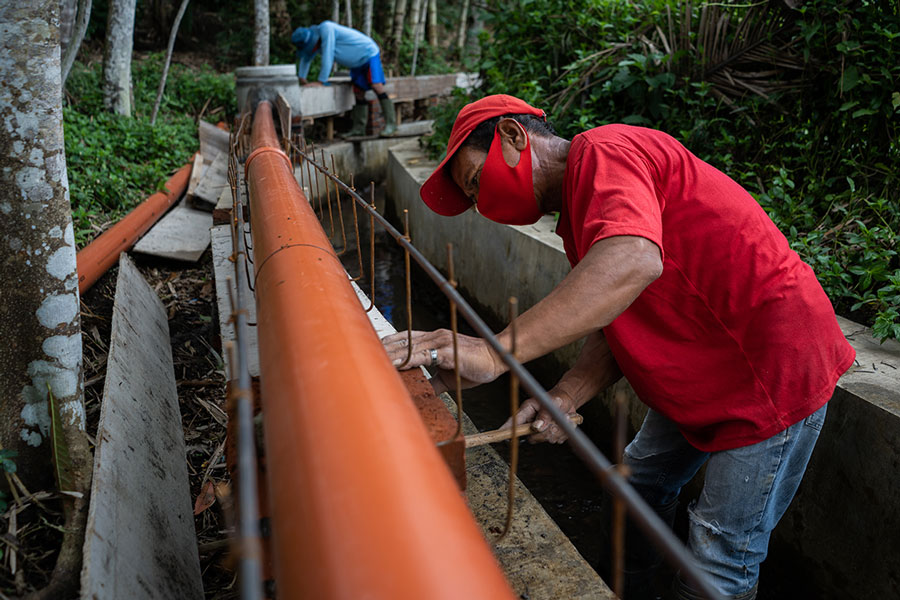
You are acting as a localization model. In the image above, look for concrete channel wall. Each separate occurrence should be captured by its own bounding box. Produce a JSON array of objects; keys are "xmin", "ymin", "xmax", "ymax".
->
[{"xmin": 386, "ymin": 139, "xmax": 900, "ymax": 600}]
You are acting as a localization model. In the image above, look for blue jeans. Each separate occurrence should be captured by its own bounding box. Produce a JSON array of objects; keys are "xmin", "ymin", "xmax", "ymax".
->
[{"xmin": 623, "ymin": 404, "xmax": 827, "ymax": 596}]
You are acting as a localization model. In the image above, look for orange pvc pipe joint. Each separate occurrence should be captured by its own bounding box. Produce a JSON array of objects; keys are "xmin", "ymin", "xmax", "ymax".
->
[
  {"xmin": 246, "ymin": 101, "xmax": 515, "ymax": 599},
  {"xmin": 76, "ymin": 162, "xmax": 192, "ymax": 293}
]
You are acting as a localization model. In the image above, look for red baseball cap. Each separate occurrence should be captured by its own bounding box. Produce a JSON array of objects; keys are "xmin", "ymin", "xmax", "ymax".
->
[{"xmin": 420, "ymin": 94, "xmax": 545, "ymax": 216}]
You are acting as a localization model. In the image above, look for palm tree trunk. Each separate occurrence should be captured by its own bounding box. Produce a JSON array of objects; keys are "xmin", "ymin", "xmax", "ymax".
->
[
  {"xmin": 363, "ymin": 0, "xmax": 373, "ymax": 36},
  {"xmin": 253, "ymin": 0, "xmax": 269, "ymax": 66},
  {"xmin": 456, "ymin": 0, "xmax": 470, "ymax": 53}
]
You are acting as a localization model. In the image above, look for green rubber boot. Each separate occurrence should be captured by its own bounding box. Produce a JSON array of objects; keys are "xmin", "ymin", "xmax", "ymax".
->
[
  {"xmin": 379, "ymin": 97, "xmax": 397, "ymax": 137},
  {"xmin": 346, "ymin": 103, "xmax": 368, "ymax": 137}
]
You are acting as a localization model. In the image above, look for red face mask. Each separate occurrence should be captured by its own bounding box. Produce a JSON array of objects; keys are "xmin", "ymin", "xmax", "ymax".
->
[{"xmin": 476, "ymin": 127, "xmax": 543, "ymax": 225}]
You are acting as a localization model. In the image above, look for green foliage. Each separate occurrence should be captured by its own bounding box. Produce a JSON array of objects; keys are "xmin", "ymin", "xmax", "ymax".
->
[
  {"xmin": 64, "ymin": 55, "xmax": 236, "ymax": 247},
  {"xmin": 426, "ymin": 0, "xmax": 900, "ymax": 340}
]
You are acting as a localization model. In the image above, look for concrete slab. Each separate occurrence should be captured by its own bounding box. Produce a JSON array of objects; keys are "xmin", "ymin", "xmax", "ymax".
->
[
  {"xmin": 386, "ymin": 139, "xmax": 900, "ymax": 600},
  {"xmin": 133, "ymin": 199, "xmax": 212, "ymax": 262},
  {"xmin": 199, "ymin": 120, "xmax": 229, "ymax": 159},
  {"xmin": 81, "ymin": 254, "xmax": 202, "ymax": 600},
  {"xmin": 210, "ymin": 224, "xmax": 259, "ymax": 380},
  {"xmin": 193, "ymin": 152, "xmax": 228, "ymax": 208}
]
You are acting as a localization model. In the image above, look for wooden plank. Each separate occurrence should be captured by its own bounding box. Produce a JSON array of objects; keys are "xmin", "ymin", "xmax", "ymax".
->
[
  {"xmin": 210, "ymin": 224, "xmax": 259, "ymax": 380},
  {"xmin": 81, "ymin": 253, "xmax": 203, "ymax": 600},
  {"xmin": 133, "ymin": 199, "xmax": 212, "ymax": 262},
  {"xmin": 186, "ymin": 152, "xmax": 205, "ymax": 199},
  {"xmin": 199, "ymin": 120, "xmax": 229, "ymax": 159},
  {"xmin": 192, "ymin": 152, "xmax": 228, "ymax": 208}
]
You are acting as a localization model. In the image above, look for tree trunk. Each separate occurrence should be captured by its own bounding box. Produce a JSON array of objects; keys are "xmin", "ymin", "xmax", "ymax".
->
[
  {"xmin": 331, "ymin": 0, "xmax": 340, "ymax": 23},
  {"xmin": 427, "ymin": 0, "xmax": 437, "ymax": 48},
  {"xmin": 408, "ymin": 0, "xmax": 423, "ymax": 44},
  {"xmin": 150, "ymin": 0, "xmax": 189, "ymax": 125},
  {"xmin": 60, "ymin": 0, "xmax": 77, "ymax": 54},
  {"xmin": 344, "ymin": 0, "xmax": 352, "ymax": 28},
  {"xmin": 391, "ymin": 0, "xmax": 407, "ymax": 54},
  {"xmin": 253, "ymin": 0, "xmax": 269, "ymax": 66},
  {"xmin": 61, "ymin": 0, "xmax": 92, "ymax": 87},
  {"xmin": 363, "ymin": 0, "xmax": 373, "ymax": 36},
  {"xmin": 456, "ymin": 0, "xmax": 470, "ymax": 53},
  {"xmin": 102, "ymin": 0, "xmax": 136, "ymax": 116},
  {"xmin": 0, "ymin": 2, "xmax": 92, "ymax": 598},
  {"xmin": 410, "ymin": 0, "xmax": 426, "ymax": 76}
]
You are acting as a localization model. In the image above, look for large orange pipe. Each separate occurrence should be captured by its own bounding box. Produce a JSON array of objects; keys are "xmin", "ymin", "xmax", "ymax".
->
[
  {"xmin": 246, "ymin": 101, "xmax": 515, "ymax": 599},
  {"xmin": 76, "ymin": 161, "xmax": 192, "ymax": 293}
]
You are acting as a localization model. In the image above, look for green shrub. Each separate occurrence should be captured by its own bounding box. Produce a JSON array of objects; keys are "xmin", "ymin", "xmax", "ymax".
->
[
  {"xmin": 425, "ymin": 0, "xmax": 899, "ymax": 340},
  {"xmin": 64, "ymin": 55, "xmax": 236, "ymax": 247}
]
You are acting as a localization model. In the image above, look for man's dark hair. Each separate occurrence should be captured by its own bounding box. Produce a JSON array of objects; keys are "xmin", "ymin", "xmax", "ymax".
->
[{"xmin": 462, "ymin": 114, "xmax": 558, "ymax": 153}]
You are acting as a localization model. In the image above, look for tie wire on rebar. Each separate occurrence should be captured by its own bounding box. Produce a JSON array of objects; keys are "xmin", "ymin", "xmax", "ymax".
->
[
  {"xmin": 222, "ymin": 114, "xmax": 264, "ymax": 600},
  {"xmin": 287, "ymin": 140, "xmax": 726, "ymax": 600}
]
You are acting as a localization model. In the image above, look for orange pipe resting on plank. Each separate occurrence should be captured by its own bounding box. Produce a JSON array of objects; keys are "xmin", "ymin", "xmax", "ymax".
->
[
  {"xmin": 246, "ymin": 101, "xmax": 515, "ymax": 599},
  {"xmin": 76, "ymin": 162, "xmax": 192, "ymax": 293}
]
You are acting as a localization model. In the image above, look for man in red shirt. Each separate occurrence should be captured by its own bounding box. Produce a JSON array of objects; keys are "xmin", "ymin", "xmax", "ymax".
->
[{"xmin": 382, "ymin": 95, "xmax": 854, "ymax": 599}]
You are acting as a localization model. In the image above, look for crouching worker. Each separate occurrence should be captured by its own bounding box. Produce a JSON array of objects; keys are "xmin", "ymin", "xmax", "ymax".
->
[
  {"xmin": 382, "ymin": 95, "xmax": 855, "ymax": 599},
  {"xmin": 291, "ymin": 20, "xmax": 397, "ymax": 137}
]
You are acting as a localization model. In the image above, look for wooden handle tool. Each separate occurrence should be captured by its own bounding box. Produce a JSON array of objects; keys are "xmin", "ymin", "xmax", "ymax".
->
[{"xmin": 464, "ymin": 414, "xmax": 584, "ymax": 448}]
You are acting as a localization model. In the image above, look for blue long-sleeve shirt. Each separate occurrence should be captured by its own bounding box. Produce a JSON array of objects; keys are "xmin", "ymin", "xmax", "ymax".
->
[{"xmin": 295, "ymin": 21, "xmax": 380, "ymax": 84}]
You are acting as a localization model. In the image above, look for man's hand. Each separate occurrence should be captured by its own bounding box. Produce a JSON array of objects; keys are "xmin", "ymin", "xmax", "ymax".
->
[
  {"xmin": 501, "ymin": 388, "xmax": 580, "ymax": 445},
  {"xmin": 304, "ymin": 80, "xmax": 325, "ymax": 87},
  {"xmin": 381, "ymin": 329, "xmax": 505, "ymax": 394}
]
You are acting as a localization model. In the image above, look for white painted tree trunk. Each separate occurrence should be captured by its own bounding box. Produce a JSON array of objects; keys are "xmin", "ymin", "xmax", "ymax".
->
[
  {"xmin": 60, "ymin": 0, "xmax": 77, "ymax": 54},
  {"xmin": 427, "ymin": 0, "xmax": 437, "ymax": 48},
  {"xmin": 0, "ymin": 0, "xmax": 87, "ymax": 494},
  {"xmin": 61, "ymin": 0, "xmax": 92, "ymax": 87},
  {"xmin": 391, "ymin": 0, "xmax": 408, "ymax": 52},
  {"xmin": 102, "ymin": 0, "xmax": 136, "ymax": 115},
  {"xmin": 363, "ymin": 0, "xmax": 373, "ymax": 36},
  {"xmin": 253, "ymin": 0, "xmax": 269, "ymax": 66},
  {"xmin": 456, "ymin": 0, "xmax": 470, "ymax": 52}
]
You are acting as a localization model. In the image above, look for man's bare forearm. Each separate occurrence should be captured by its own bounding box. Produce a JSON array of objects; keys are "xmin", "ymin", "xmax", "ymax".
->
[
  {"xmin": 554, "ymin": 330, "xmax": 622, "ymax": 409},
  {"xmin": 493, "ymin": 235, "xmax": 661, "ymax": 374}
]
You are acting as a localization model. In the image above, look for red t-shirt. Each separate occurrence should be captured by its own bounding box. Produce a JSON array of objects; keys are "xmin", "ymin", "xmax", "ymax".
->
[{"xmin": 556, "ymin": 125, "xmax": 855, "ymax": 452}]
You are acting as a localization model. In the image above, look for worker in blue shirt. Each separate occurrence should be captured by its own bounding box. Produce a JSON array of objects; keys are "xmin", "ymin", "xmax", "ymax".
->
[{"xmin": 291, "ymin": 20, "xmax": 397, "ymax": 137}]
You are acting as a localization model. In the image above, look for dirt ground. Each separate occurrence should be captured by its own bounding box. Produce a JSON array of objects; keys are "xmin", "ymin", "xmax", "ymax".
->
[{"xmin": 0, "ymin": 250, "xmax": 235, "ymax": 598}]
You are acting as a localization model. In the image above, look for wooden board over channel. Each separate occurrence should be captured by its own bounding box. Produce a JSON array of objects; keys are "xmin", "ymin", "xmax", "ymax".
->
[{"xmin": 81, "ymin": 253, "xmax": 203, "ymax": 600}]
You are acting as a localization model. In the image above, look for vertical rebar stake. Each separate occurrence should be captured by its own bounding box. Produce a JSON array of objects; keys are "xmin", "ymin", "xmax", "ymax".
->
[
  {"xmin": 495, "ymin": 297, "xmax": 520, "ymax": 544},
  {"xmin": 396, "ymin": 210, "xmax": 414, "ymax": 368},
  {"xmin": 321, "ymin": 149, "xmax": 335, "ymax": 238},
  {"xmin": 364, "ymin": 184, "xmax": 376, "ymax": 312},
  {"xmin": 350, "ymin": 174, "xmax": 364, "ymax": 282},
  {"xmin": 331, "ymin": 154, "xmax": 348, "ymax": 254},
  {"xmin": 303, "ymin": 141, "xmax": 316, "ymax": 212},
  {"xmin": 448, "ymin": 243, "xmax": 463, "ymax": 439},
  {"xmin": 612, "ymin": 390, "xmax": 629, "ymax": 599},
  {"xmin": 310, "ymin": 143, "xmax": 323, "ymax": 217}
]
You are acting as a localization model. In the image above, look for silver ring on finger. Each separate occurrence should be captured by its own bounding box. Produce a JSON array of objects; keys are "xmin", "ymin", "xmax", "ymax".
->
[{"xmin": 429, "ymin": 348, "xmax": 439, "ymax": 368}]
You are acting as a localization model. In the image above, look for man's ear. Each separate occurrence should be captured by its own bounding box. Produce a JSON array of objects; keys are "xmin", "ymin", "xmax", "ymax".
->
[{"xmin": 496, "ymin": 118, "xmax": 529, "ymax": 152}]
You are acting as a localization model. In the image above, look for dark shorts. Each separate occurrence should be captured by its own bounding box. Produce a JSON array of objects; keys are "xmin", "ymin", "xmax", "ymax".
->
[{"xmin": 349, "ymin": 53, "xmax": 386, "ymax": 92}]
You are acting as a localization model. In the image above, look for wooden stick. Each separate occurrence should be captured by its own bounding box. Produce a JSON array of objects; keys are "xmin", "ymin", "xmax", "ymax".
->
[{"xmin": 465, "ymin": 414, "xmax": 584, "ymax": 448}]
